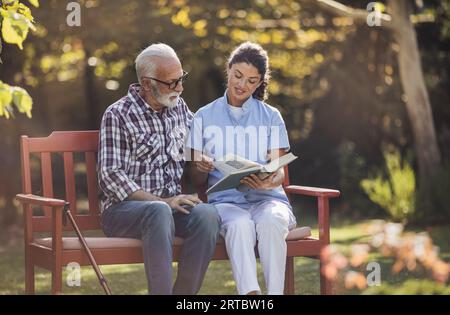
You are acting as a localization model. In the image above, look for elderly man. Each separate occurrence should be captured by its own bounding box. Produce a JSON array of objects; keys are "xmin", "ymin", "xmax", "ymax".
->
[{"xmin": 97, "ymin": 43, "xmax": 220, "ymax": 295}]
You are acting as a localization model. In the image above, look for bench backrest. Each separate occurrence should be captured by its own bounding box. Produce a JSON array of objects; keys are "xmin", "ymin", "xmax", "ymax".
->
[
  {"xmin": 20, "ymin": 131, "xmax": 292, "ymax": 233},
  {"xmin": 20, "ymin": 131, "xmax": 101, "ymax": 232}
]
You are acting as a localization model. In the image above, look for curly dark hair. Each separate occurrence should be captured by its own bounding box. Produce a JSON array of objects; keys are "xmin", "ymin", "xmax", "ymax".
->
[{"xmin": 227, "ymin": 42, "xmax": 271, "ymax": 101}]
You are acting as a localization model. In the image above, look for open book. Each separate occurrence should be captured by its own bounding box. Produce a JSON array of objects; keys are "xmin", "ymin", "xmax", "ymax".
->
[{"xmin": 206, "ymin": 152, "xmax": 298, "ymax": 194}]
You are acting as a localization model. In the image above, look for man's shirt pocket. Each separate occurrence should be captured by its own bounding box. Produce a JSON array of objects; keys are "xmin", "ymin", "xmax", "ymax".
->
[{"xmin": 135, "ymin": 133, "xmax": 161, "ymax": 162}]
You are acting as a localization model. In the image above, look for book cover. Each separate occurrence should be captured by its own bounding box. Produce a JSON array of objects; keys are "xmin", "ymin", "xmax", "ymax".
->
[{"xmin": 206, "ymin": 153, "xmax": 297, "ymax": 194}]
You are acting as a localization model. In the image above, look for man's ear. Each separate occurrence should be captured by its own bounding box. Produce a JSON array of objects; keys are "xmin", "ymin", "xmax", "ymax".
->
[{"xmin": 141, "ymin": 78, "xmax": 151, "ymax": 91}]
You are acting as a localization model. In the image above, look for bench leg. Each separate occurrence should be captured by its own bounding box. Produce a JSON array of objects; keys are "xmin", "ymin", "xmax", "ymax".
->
[
  {"xmin": 25, "ymin": 259, "xmax": 35, "ymax": 294},
  {"xmin": 284, "ymin": 257, "xmax": 295, "ymax": 295},
  {"xmin": 51, "ymin": 264, "xmax": 62, "ymax": 294},
  {"xmin": 320, "ymin": 260, "xmax": 332, "ymax": 295}
]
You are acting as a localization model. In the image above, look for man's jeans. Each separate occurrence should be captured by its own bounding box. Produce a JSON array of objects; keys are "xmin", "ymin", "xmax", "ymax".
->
[{"xmin": 101, "ymin": 200, "xmax": 221, "ymax": 295}]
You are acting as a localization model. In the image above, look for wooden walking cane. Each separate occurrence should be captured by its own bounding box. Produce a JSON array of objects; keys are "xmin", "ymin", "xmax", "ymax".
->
[{"xmin": 63, "ymin": 203, "xmax": 112, "ymax": 295}]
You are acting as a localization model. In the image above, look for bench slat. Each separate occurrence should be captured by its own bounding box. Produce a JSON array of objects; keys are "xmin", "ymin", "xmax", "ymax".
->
[
  {"xmin": 32, "ymin": 215, "xmax": 101, "ymax": 232},
  {"xmin": 63, "ymin": 152, "xmax": 77, "ymax": 214},
  {"xmin": 28, "ymin": 131, "xmax": 99, "ymax": 152},
  {"xmin": 20, "ymin": 136, "xmax": 34, "ymax": 250},
  {"xmin": 40, "ymin": 152, "xmax": 53, "ymax": 217}
]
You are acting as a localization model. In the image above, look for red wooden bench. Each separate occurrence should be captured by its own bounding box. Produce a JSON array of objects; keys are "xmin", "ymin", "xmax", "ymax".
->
[{"xmin": 16, "ymin": 131, "xmax": 340, "ymax": 295}]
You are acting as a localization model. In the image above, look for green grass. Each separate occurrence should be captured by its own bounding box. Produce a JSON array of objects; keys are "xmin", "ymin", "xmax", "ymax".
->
[{"xmin": 0, "ymin": 215, "xmax": 449, "ymax": 295}]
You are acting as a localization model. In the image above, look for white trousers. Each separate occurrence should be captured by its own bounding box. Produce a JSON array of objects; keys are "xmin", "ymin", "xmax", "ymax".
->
[{"xmin": 215, "ymin": 200, "xmax": 296, "ymax": 295}]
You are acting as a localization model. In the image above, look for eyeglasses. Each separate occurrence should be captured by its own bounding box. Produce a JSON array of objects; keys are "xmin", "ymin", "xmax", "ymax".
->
[{"xmin": 143, "ymin": 71, "xmax": 188, "ymax": 90}]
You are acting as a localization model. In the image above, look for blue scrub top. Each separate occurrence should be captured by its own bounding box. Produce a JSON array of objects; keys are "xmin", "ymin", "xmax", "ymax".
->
[{"xmin": 186, "ymin": 91, "xmax": 292, "ymax": 209}]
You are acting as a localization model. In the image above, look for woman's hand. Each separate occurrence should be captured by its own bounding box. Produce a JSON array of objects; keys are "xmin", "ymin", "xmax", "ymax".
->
[
  {"xmin": 240, "ymin": 172, "xmax": 279, "ymax": 190},
  {"xmin": 193, "ymin": 154, "xmax": 215, "ymax": 173}
]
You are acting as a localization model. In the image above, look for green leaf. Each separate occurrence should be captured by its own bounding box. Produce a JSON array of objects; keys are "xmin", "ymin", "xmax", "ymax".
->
[
  {"xmin": 17, "ymin": 3, "xmax": 35, "ymax": 23},
  {"xmin": 0, "ymin": 81, "xmax": 33, "ymax": 119},
  {"xmin": 2, "ymin": 1, "xmax": 20, "ymax": 10},
  {"xmin": 0, "ymin": 7, "xmax": 35, "ymax": 50},
  {"xmin": 0, "ymin": 83, "xmax": 13, "ymax": 105},
  {"xmin": 12, "ymin": 86, "xmax": 32, "ymax": 118},
  {"xmin": 0, "ymin": 81, "xmax": 13, "ymax": 118},
  {"xmin": 28, "ymin": 0, "xmax": 39, "ymax": 8}
]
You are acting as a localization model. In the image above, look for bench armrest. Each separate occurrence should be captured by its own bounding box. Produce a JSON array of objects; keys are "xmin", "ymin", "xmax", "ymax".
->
[
  {"xmin": 17, "ymin": 194, "xmax": 66, "ymax": 256},
  {"xmin": 284, "ymin": 185, "xmax": 340, "ymax": 245},
  {"xmin": 16, "ymin": 194, "xmax": 67, "ymax": 207},
  {"xmin": 284, "ymin": 185, "xmax": 340, "ymax": 198}
]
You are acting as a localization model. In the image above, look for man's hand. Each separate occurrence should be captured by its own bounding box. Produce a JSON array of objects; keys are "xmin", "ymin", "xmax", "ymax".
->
[
  {"xmin": 193, "ymin": 154, "xmax": 215, "ymax": 173},
  {"xmin": 164, "ymin": 194, "xmax": 203, "ymax": 214},
  {"xmin": 240, "ymin": 172, "xmax": 279, "ymax": 190}
]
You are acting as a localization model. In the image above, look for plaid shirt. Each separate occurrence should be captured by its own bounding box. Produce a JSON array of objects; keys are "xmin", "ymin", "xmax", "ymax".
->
[{"xmin": 98, "ymin": 83, "xmax": 193, "ymax": 211}]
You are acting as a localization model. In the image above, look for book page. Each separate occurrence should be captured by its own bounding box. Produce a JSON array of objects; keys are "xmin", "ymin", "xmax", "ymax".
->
[
  {"xmin": 262, "ymin": 152, "xmax": 298, "ymax": 173},
  {"xmin": 213, "ymin": 154, "xmax": 261, "ymax": 176}
]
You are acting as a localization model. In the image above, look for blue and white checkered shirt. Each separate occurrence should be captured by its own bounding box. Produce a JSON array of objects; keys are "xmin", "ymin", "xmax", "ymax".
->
[{"xmin": 98, "ymin": 83, "xmax": 193, "ymax": 212}]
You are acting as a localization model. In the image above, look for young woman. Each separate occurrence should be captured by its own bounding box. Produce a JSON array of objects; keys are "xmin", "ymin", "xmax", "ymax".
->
[{"xmin": 187, "ymin": 42, "xmax": 296, "ymax": 295}]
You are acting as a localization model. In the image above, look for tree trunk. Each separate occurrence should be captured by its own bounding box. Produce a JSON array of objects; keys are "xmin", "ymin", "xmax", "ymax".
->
[{"xmin": 388, "ymin": 0, "xmax": 441, "ymax": 185}]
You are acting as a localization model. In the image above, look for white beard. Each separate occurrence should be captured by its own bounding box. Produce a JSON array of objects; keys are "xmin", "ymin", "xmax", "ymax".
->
[
  {"xmin": 150, "ymin": 82, "xmax": 179, "ymax": 109},
  {"xmin": 160, "ymin": 94, "xmax": 179, "ymax": 108}
]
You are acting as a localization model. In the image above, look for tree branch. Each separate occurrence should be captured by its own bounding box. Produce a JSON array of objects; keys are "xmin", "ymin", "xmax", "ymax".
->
[
  {"xmin": 252, "ymin": 2, "xmax": 432, "ymax": 31},
  {"xmin": 314, "ymin": 0, "xmax": 395, "ymax": 30}
]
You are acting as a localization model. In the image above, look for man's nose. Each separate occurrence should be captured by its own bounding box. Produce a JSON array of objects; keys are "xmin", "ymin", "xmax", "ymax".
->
[{"xmin": 175, "ymin": 81, "xmax": 184, "ymax": 93}]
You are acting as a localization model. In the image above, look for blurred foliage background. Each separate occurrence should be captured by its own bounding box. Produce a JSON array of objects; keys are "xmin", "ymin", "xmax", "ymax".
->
[{"xmin": 0, "ymin": 0, "xmax": 450, "ymax": 228}]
